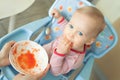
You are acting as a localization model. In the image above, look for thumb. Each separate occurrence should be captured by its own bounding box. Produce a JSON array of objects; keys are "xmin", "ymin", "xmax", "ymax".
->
[
  {"xmin": 1, "ymin": 41, "xmax": 15, "ymax": 54},
  {"xmin": 36, "ymin": 64, "xmax": 50, "ymax": 78},
  {"xmin": 13, "ymin": 73, "xmax": 23, "ymax": 80}
]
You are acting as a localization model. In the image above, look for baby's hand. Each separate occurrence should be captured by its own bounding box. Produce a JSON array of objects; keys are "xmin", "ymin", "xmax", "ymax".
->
[
  {"xmin": 51, "ymin": 9, "xmax": 62, "ymax": 19},
  {"xmin": 56, "ymin": 35, "xmax": 72, "ymax": 54}
]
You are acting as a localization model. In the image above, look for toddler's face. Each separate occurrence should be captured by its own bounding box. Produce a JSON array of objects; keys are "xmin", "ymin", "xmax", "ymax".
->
[{"xmin": 63, "ymin": 12, "xmax": 97, "ymax": 48}]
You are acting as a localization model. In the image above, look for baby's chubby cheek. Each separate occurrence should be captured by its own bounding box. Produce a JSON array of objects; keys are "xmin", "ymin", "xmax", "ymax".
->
[
  {"xmin": 73, "ymin": 39, "xmax": 84, "ymax": 45},
  {"xmin": 72, "ymin": 43, "xmax": 80, "ymax": 49}
]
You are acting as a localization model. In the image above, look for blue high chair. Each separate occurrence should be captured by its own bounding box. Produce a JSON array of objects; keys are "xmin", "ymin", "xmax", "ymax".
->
[{"xmin": 0, "ymin": 0, "xmax": 118, "ymax": 80}]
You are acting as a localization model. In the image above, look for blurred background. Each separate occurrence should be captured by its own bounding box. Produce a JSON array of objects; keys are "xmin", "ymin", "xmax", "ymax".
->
[{"xmin": 0, "ymin": 0, "xmax": 120, "ymax": 80}]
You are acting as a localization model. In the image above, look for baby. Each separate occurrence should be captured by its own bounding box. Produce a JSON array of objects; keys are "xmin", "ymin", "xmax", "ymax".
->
[{"xmin": 43, "ymin": 6, "xmax": 105, "ymax": 76}]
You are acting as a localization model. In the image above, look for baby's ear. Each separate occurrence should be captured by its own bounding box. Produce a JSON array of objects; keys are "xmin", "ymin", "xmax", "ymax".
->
[{"xmin": 86, "ymin": 38, "xmax": 95, "ymax": 45}]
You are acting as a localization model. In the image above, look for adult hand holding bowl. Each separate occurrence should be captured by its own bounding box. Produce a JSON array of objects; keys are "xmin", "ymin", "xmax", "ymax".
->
[{"xmin": 9, "ymin": 40, "xmax": 48, "ymax": 75}]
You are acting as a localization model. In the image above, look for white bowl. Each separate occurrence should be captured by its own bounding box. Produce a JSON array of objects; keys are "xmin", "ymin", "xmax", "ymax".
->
[{"xmin": 9, "ymin": 40, "xmax": 48, "ymax": 75}]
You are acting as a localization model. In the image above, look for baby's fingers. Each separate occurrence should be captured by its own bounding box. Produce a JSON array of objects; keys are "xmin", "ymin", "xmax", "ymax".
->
[
  {"xmin": 51, "ymin": 9, "xmax": 61, "ymax": 18},
  {"xmin": 66, "ymin": 41, "xmax": 73, "ymax": 49},
  {"xmin": 51, "ymin": 9, "xmax": 57, "ymax": 15}
]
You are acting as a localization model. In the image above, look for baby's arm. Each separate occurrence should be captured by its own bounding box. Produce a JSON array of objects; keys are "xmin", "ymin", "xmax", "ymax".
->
[
  {"xmin": 50, "ymin": 36, "xmax": 73, "ymax": 76},
  {"xmin": 43, "ymin": 41, "xmax": 55, "ymax": 59},
  {"xmin": 50, "ymin": 50, "xmax": 76, "ymax": 76},
  {"xmin": 50, "ymin": 9, "xmax": 74, "ymax": 76},
  {"xmin": 0, "ymin": 41, "xmax": 15, "ymax": 67},
  {"xmin": 52, "ymin": 9, "xmax": 64, "ymax": 23}
]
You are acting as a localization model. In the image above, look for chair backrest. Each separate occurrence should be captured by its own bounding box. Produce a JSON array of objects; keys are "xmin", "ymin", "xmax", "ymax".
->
[{"xmin": 35, "ymin": 0, "xmax": 118, "ymax": 62}]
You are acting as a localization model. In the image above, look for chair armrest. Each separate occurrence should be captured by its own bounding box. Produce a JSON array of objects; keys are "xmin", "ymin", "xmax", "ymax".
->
[
  {"xmin": 0, "ymin": 16, "xmax": 51, "ymax": 48},
  {"xmin": 75, "ymin": 57, "xmax": 94, "ymax": 80},
  {"xmin": 21, "ymin": 16, "xmax": 52, "ymax": 34}
]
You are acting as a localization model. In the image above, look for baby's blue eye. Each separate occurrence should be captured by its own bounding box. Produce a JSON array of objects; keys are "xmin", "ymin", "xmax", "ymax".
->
[
  {"xmin": 69, "ymin": 25, "xmax": 74, "ymax": 29},
  {"xmin": 78, "ymin": 32, "xmax": 83, "ymax": 36}
]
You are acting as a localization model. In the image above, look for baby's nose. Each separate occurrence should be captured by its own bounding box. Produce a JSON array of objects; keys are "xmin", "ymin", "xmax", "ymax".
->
[
  {"xmin": 71, "ymin": 31, "xmax": 76, "ymax": 37},
  {"xmin": 68, "ymin": 34, "xmax": 75, "ymax": 41}
]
